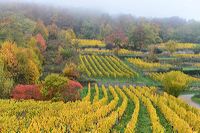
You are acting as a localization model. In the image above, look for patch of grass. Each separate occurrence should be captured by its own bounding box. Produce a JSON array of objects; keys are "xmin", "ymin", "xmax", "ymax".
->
[
  {"xmin": 135, "ymin": 101, "xmax": 152, "ymax": 133},
  {"xmin": 98, "ymin": 85, "xmax": 104, "ymax": 99},
  {"xmin": 117, "ymin": 90, "xmax": 123, "ymax": 108},
  {"xmin": 113, "ymin": 90, "xmax": 135, "ymax": 132},
  {"xmin": 90, "ymin": 86, "xmax": 96, "ymax": 102},
  {"xmin": 80, "ymin": 87, "xmax": 88, "ymax": 99},
  {"xmin": 107, "ymin": 86, "xmax": 113, "ymax": 102},
  {"xmin": 94, "ymin": 77, "xmax": 135, "ymax": 84},
  {"xmin": 181, "ymin": 90, "xmax": 200, "ymax": 95},
  {"xmin": 191, "ymin": 94, "xmax": 200, "ymax": 105},
  {"xmin": 155, "ymin": 106, "xmax": 174, "ymax": 133},
  {"xmin": 183, "ymin": 67, "xmax": 200, "ymax": 71},
  {"xmin": 80, "ymin": 86, "xmax": 96, "ymax": 102},
  {"xmin": 158, "ymin": 57, "xmax": 176, "ymax": 60},
  {"xmin": 112, "ymin": 89, "xmax": 123, "ymax": 131},
  {"xmin": 134, "ymin": 74, "xmax": 161, "ymax": 86}
]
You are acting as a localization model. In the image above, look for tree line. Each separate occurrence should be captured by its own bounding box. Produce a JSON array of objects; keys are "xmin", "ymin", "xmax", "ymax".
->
[{"xmin": 0, "ymin": 2, "xmax": 200, "ymax": 50}]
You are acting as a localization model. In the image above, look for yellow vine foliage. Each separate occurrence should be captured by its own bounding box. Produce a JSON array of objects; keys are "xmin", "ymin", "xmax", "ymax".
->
[
  {"xmin": 173, "ymin": 53, "xmax": 200, "ymax": 58},
  {"xmin": 73, "ymin": 39, "xmax": 106, "ymax": 47},
  {"xmin": 128, "ymin": 58, "xmax": 171, "ymax": 70},
  {"xmin": 80, "ymin": 55, "xmax": 137, "ymax": 78},
  {"xmin": 0, "ymin": 84, "xmax": 198, "ymax": 132},
  {"xmin": 157, "ymin": 43, "xmax": 198, "ymax": 50}
]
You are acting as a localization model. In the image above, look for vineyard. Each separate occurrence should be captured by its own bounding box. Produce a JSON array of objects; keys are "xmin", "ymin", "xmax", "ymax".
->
[
  {"xmin": 72, "ymin": 39, "xmax": 106, "ymax": 48},
  {"xmin": 172, "ymin": 53, "xmax": 200, "ymax": 58},
  {"xmin": 79, "ymin": 48, "xmax": 143, "ymax": 56},
  {"xmin": 157, "ymin": 43, "xmax": 199, "ymax": 50},
  {"xmin": 1, "ymin": 2, "xmax": 200, "ymax": 133},
  {"xmin": 149, "ymin": 71, "xmax": 200, "ymax": 82},
  {"xmin": 80, "ymin": 55, "xmax": 137, "ymax": 78},
  {"xmin": 127, "ymin": 58, "xmax": 171, "ymax": 71},
  {"xmin": 1, "ymin": 84, "xmax": 200, "ymax": 132}
]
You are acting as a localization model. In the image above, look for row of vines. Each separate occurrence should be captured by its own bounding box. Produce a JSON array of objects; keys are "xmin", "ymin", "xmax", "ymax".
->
[
  {"xmin": 80, "ymin": 55, "xmax": 137, "ymax": 78},
  {"xmin": 1, "ymin": 84, "xmax": 199, "ymax": 132}
]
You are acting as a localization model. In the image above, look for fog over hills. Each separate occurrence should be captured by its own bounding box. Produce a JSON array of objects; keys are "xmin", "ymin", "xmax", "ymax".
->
[{"xmin": 0, "ymin": 0, "xmax": 200, "ymax": 21}]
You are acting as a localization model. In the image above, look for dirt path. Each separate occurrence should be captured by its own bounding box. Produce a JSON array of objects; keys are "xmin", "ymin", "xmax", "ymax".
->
[{"xmin": 179, "ymin": 94, "xmax": 200, "ymax": 109}]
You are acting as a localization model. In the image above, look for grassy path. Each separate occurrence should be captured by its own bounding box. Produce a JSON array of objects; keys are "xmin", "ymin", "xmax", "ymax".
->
[
  {"xmin": 80, "ymin": 87, "xmax": 88, "ymax": 99},
  {"xmin": 113, "ymin": 89, "xmax": 135, "ymax": 132},
  {"xmin": 135, "ymin": 101, "xmax": 152, "ymax": 133},
  {"xmin": 155, "ymin": 106, "xmax": 174, "ymax": 133}
]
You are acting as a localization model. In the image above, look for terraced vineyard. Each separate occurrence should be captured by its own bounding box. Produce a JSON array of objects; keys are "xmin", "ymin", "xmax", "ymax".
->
[
  {"xmin": 1, "ymin": 84, "xmax": 200, "ymax": 132},
  {"xmin": 127, "ymin": 58, "xmax": 171, "ymax": 71},
  {"xmin": 80, "ymin": 55, "xmax": 137, "ymax": 78}
]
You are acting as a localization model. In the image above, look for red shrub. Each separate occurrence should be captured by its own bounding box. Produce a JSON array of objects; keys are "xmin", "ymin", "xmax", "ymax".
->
[
  {"xmin": 35, "ymin": 33, "xmax": 46, "ymax": 51},
  {"xmin": 63, "ymin": 80, "xmax": 83, "ymax": 101},
  {"xmin": 11, "ymin": 84, "xmax": 43, "ymax": 100}
]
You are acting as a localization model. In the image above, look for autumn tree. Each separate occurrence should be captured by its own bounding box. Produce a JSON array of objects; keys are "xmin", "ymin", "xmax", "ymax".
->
[
  {"xmin": 33, "ymin": 20, "xmax": 48, "ymax": 40},
  {"xmin": 100, "ymin": 23, "xmax": 112, "ymax": 40},
  {"xmin": 0, "ymin": 41, "xmax": 41, "ymax": 84},
  {"xmin": 28, "ymin": 37, "xmax": 44, "ymax": 68},
  {"xmin": 42, "ymin": 74, "xmax": 68, "ymax": 101},
  {"xmin": 59, "ymin": 29, "xmax": 79, "ymax": 60},
  {"xmin": 80, "ymin": 20, "xmax": 99, "ymax": 39},
  {"xmin": 165, "ymin": 40, "xmax": 177, "ymax": 54},
  {"xmin": 16, "ymin": 49, "xmax": 40, "ymax": 84},
  {"xmin": 63, "ymin": 63, "xmax": 80, "ymax": 80},
  {"xmin": 105, "ymin": 30, "xmax": 128, "ymax": 48},
  {"xmin": 35, "ymin": 33, "xmax": 47, "ymax": 52},
  {"xmin": 0, "ymin": 41, "xmax": 19, "ymax": 78},
  {"xmin": 65, "ymin": 28, "xmax": 76, "ymax": 44},
  {"xmin": 0, "ymin": 15, "xmax": 35, "ymax": 46},
  {"xmin": 48, "ymin": 23, "xmax": 59, "ymax": 40},
  {"xmin": 129, "ymin": 22, "xmax": 162, "ymax": 50},
  {"xmin": 0, "ymin": 56, "xmax": 14, "ymax": 98}
]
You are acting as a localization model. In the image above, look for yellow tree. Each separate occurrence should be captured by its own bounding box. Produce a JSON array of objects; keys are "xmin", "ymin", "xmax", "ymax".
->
[
  {"xmin": 65, "ymin": 28, "xmax": 76, "ymax": 45},
  {"xmin": 0, "ymin": 41, "xmax": 41, "ymax": 84},
  {"xmin": 0, "ymin": 41, "xmax": 19, "ymax": 77},
  {"xmin": 165, "ymin": 40, "xmax": 177, "ymax": 54}
]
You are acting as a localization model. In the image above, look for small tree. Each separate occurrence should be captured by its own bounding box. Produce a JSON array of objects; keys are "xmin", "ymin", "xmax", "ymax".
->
[
  {"xmin": 165, "ymin": 40, "xmax": 177, "ymax": 54},
  {"xmin": 146, "ymin": 45, "xmax": 159, "ymax": 62},
  {"xmin": 63, "ymin": 63, "xmax": 80, "ymax": 80},
  {"xmin": 162, "ymin": 71, "xmax": 190, "ymax": 97},
  {"xmin": 65, "ymin": 28, "xmax": 76, "ymax": 45},
  {"xmin": 0, "ymin": 57, "xmax": 14, "ymax": 98}
]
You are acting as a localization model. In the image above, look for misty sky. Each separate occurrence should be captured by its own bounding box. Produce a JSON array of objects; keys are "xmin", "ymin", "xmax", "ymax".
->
[{"xmin": 5, "ymin": 0, "xmax": 200, "ymax": 20}]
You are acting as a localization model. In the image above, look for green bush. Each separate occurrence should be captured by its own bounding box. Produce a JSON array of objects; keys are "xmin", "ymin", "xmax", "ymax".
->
[
  {"xmin": 0, "ymin": 58, "xmax": 14, "ymax": 98},
  {"xmin": 42, "ymin": 74, "xmax": 68, "ymax": 101}
]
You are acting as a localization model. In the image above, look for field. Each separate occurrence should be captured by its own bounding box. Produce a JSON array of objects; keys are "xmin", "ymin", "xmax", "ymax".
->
[
  {"xmin": 1, "ymin": 42, "xmax": 200, "ymax": 132},
  {"xmin": 73, "ymin": 39, "xmax": 106, "ymax": 48},
  {"xmin": 1, "ymin": 84, "xmax": 200, "ymax": 132},
  {"xmin": 80, "ymin": 55, "xmax": 137, "ymax": 78},
  {"xmin": 1, "ymin": 3, "xmax": 200, "ymax": 133}
]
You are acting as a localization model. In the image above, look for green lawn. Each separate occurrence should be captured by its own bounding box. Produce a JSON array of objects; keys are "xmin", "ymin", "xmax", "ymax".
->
[
  {"xmin": 183, "ymin": 67, "xmax": 200, "ymax": 71},
  {"xmin": 191, "ymin": 94, "xmax": 200, "ymax": 105}
]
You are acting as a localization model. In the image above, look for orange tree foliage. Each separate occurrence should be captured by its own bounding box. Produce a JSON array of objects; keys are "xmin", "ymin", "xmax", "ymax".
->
[
  {"xmin": 35, "ymin": 33, "xmax": 47, "ymax": 52},
  {"xmin": 0, "ymin": 41, "xmax": 41, "ymax": 84}
]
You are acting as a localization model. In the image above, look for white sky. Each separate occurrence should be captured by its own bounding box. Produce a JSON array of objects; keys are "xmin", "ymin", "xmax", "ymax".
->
[{"xmin": 3, "ymin": 0, "xmax": 200, "ymax": 20}]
